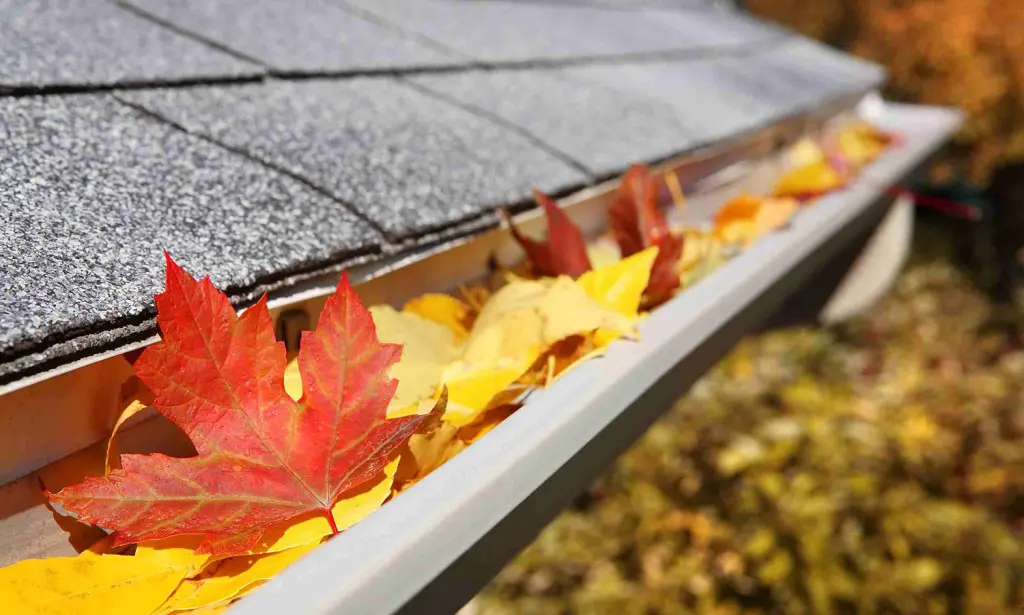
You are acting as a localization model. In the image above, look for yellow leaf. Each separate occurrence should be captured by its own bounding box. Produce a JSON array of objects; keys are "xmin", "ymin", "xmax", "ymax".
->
[
  {"xmin": 105, "ymin": 376, "xmax": 156, "ymax": 474},
  {"xmin": 440, "ymin": 359, "xmax": 532, "ymax": 427},
  {"xmin": 104, "ymin": 399, "xmax": 151, "ymax": 474},
  {"xmin": 577, "ymin": 247, "xmax": 657, "ymax": 319},
  {"xmin": 585, "ymin": 239, "xmax": 621, "ymax": 270},
  {"xmin": 0, "ymin": 553, "xmax": 191, "ymax": 615},
  {"xmin": 283, "ymin": 357, "xmax": 302, "ymax": 402},
  {"xmin": 402, "ymin": 294, "xmax": 473, "ymax": 342},
  {"xmin": 773, "ymin": 159, "xmax": 845, "ymax": 199},
  {"xmin": 835, "ymin": 121, "xmax": 891, "ymax": 169},
  {"xmin": 370, "ymin": 306, "xmax": 460, "ymax": 417},
  {"xmin": 395, "ymin": 422, "xmax": 460, "ymax": 488},
  {"xmin": 156, "ymin": 544, "xmax": 317, "ymax": 614},
  {"xmin": 446, "ymin": 276, "xmax": 634, "ymax": 423},
  {"xmin": 714, "ymin": 195, "xmax": 798, "ymax": 248},
  {"xmin": 677, "ymin": 227, "xmax": 721, "ymax": 270},
  {"xmin": 135, "ymin": 537, "xmax": 210, "ymax": 575}
]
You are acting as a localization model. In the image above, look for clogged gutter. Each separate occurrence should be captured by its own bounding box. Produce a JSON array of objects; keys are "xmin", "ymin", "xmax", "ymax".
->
[{"xmin": 0, "ymin": 120, "xmax": 897, "ymax": 614}]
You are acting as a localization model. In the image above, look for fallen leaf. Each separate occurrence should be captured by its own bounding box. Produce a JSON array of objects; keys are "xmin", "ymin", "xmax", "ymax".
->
[
  {"xmin": 51, "ymin": 255, "xmax": 439, "ymax": 556},
  {"xmin": 394, "ymin": 423, "xmax": 460, "ymax": 490},
  {"xmin": 677, "ymin": 228, "xmax": 728, "ymax": 286},
  {"xmin": 105, "ymin": 398, "xmax": 151, "ymax": 475},
  {"xmin": 403, "ymin": 294, "xmax": 474, "ymax": 342},
  {"xmin": 832, "ymin": 120, "xmax": 894, "ymax": 170},
  {"xmin": 463, "ymin": 277, "xmax": 634, "ymax": 366},
  {"xmin": 505, "ymin": 190, "xmax": 592, "ymax": 278},
  {"xmin": 577, "ymin": 247, "xmax": 658, "ymax": 319},
  {"xmin": 714, "ymin": 194, "xmax": 798, "ymax": 248},
  {"xmin": 249, "ymin": 457, "xmax": 400, "ymax": 555},
  {"xmin": 585, "ymin": 239, "xmax": 622, "ymax": 271},
  {"xmin": 773, "ymin": 154, "xmax": 845, "ymax": 200},
  {"xmin": 606, "ymin": 165, "xmax": 685, "ymax": 306},
  {"xmin": 443, "ymin": 276, "xmax": 635, "ymax": 426},
  {"xmin": 0, "ymin": 552, "xmax": 192, "ymax": 614},
  {"xmin": 283, "ymin": 357, "xmax": 302, "ymax": 401},
  {"xmin": 134, "ymin": 536, "xmax": 210, "ymax": 575},
  {"xmin": 155, "ymin": 544, "xmax": 317, "ymax": 614},
  {"xmin": 608, "ymin": 166, "xmax": 671, "ymax": 257},
  {"xmin": 370, "ymin": 305, "xmax": 459, "ymax": 416}
]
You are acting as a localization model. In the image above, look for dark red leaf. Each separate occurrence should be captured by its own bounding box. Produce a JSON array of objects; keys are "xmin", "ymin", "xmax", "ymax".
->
[{"xmin": 507, "ymin": 190, "xmax": 592, "ymax": 278}]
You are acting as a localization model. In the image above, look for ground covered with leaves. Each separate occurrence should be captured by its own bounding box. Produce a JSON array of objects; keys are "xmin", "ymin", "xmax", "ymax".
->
[{"xmin": 477, "ymin": 228, "xmax": 1024, "ymax": 614}]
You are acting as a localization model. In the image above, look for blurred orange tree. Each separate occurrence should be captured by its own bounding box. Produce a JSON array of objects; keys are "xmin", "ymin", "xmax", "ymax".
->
[{"xmin": 746, "ymin": 0, "xmax": 1024, "ymax": 183}]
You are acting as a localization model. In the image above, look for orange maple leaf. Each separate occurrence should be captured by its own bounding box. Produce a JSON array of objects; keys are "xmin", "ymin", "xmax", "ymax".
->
[{"xmin": 50, "ymin": 255, "xmax": 437, "ymax": 556}]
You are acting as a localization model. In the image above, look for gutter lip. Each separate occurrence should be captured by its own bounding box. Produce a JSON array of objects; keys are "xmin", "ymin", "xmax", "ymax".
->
[{"xmin": 228, "ymin": 102, "xmax": 962, "ymax": 615}]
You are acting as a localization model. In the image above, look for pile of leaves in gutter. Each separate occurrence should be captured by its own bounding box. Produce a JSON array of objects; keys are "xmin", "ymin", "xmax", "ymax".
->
[
  {"xmin": 0, "ymin": 121, "xmax": 893, "ymax": 614},
  {"xmin": 475, "ymin": 225, "xmax": 1024, "ymax": 615}
]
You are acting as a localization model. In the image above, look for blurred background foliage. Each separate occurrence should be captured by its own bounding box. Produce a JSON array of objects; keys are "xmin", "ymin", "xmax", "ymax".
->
[
  {"xmin": 744, "ymin": 0, "xmax": 1024, "ymax": 184},
  {"xmin": 476, "ymin": 223, "xmax": 1024, "ymax": 613}
]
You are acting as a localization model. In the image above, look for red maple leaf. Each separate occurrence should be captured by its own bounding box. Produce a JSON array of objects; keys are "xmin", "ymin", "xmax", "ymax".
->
[
  {"xmin": 506, "ymin": 189, "xmax": 592, "ymax": 278},
  {"xmin": 50, "ymin": 255, "xmax": 437, "ymax": 555},
  {"xmin": 608, "ymin": 165, "xmax": 684, "ymax": 306}
]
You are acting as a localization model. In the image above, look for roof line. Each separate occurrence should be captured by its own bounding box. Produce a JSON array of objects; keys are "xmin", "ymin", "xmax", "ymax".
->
[
  {"xmin": 331, "ymin": 0, "xmax": 477, "ymax": 64},
  {"xmin": 397, "ymin": 77, "xmax": 595, "ymax": 178},
  {"xmin": 110, "ymin": 94, "xmax": 396, "ymax": 241},
  {"xmin": 0, "ymin": 36, "xmax": 789, "ymax": 99},
  {"xmin": 111, "ymin": 0, "xmax": 272, "ymax": 69}
]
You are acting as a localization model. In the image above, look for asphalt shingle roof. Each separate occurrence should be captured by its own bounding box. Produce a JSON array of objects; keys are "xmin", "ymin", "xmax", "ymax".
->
[
  {"xmin": 0, "ymin": 0, "xmax": 261, "ymax": 92},
  {"xmin": 344, "ymin": 0, "xmax": 762, "ymax": 62},
  {"xmin": 120, "ymin": 0, "xmax": 465, "ymax": 73},
  {"xmin": 0, "ymin": 94, "xmax": 383, "ymax": 381},
  {"xmin": 0, "ymin": 0, "xmax": 886, "ymax": 386},
  {"xmin": 118, "ymin": 79, "xmax": 587, "ymax": 239},
  {"xmin": 409, "ymin": 69, "xmax": 698, "ymax": 177}
]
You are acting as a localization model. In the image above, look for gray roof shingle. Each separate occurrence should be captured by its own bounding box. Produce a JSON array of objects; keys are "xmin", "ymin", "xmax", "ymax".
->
[
  {"xmin": 0, "ymin": 0, "xmax": 261, "ymax": 91},
  {"xmin": 343, "ymin": 0, "xmax": 762, "ymax": 62},
  {"xmin": 410, "ymin": 69, "xmax": 698, "ymax": 177},
  {"xmin": 120, "ymin": 0, "xmax": 467, "ymax": 73},
  {"xmin": 118, "ymin": 79, "xmax": 588, "ymax": 239},
  {"xmin": 0, "ymin": 94, "xmax": 382, "ymax": 378}
]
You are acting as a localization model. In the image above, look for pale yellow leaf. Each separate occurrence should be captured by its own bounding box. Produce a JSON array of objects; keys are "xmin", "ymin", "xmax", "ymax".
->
[
  {"xmin": 402, "ymin": 294, "xmax": 473, "ymax": 342},
  {"xmin": 371, "ymin": 306, "xmax": 460, "ymax": 417},
  {"xmin": 585, "ymin": 239, "xmax": 621, "ymax": 270},
  {"xmin": 835, "ymin": 121, "xmax": 890, "ymax": 169},
  {"xmin": 714, "ymin": 195, "xmax": 798, "ymax": 248},
  {"xmin": 104, "ymin": 399, "xmax": 151, "ymax": 474},
  {"xmin": 397, "ymin": 422, "xmax": 460, "ymax": 486},
  {"xmin": 156, "ymin": 544, "xmax": 317, "ymax": 614},
  {"xmin": 0, "ymin": 552, "xmax": 190, "ymax": 615},
  {"xmin": 283, "ymin": 357, "xmax": 302, "ymax": 402},
  {"xmin": 577, "ymin": 247, "xmax": 657, "ymax": 318}
]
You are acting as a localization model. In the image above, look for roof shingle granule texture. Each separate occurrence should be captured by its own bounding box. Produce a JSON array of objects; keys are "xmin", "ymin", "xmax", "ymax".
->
[
  {"xmin": 0, "ymin": 0, "xmax": 261, "ymax": 91},
  {"xmin": 0, "ymin": 94, "xmax": 382, "ymax": 378},
  {"xmin": 120, "ymin": 0, "xmax": 465, "ymax": 73},
  {"xmin": 118, "ymin": 79, "xmax": 589, "ymax": 239}
]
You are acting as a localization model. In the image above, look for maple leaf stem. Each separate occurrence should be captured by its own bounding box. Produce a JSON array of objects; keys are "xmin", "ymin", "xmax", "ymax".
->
[{"xmin": 325, "ymin": 509, "xmax": 339, "ymax": 535}]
